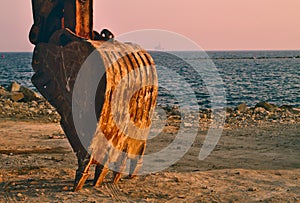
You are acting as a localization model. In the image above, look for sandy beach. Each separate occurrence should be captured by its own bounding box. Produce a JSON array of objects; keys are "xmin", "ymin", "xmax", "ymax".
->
[{"xmin": 0, "ymin": 106, "xmax": 299, "ymax": 202}]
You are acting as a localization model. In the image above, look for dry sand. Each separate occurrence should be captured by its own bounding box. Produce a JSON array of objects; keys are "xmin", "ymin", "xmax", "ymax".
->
[{"xmin": 0, "ymin": 119, "xmax": 299, "ymax": 202}]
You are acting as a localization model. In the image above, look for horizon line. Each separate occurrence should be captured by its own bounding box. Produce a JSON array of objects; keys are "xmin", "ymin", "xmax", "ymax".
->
[{"xmin": 1, "ymin": 49, "xmax": 300, "ymax": 53}]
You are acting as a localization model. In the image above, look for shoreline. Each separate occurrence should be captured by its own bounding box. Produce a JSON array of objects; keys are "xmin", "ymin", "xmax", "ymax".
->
[
  {"xmin": 1, "ymin": 95, "xmax": 299, "ymax": 128},
  {"xmin": 1, "ymin": 82, "xmax": 300, "ymax": 129}
]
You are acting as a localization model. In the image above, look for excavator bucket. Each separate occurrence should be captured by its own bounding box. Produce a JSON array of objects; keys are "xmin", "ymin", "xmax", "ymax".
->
[{"xmin": 29, "ymin": 0, "xmax": 158, "ymax": 191}]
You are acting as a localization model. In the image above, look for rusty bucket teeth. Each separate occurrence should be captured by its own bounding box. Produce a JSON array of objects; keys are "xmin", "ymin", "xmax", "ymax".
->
[
  {"xmin": 93, "ymin": 164, "xmax": 108, "ymax": 186},
  {"xmin": 73, "ymin": 156, "xmax": 93, "ymax": 191},
  {"xmin": 74, "ymin": 172, "xmax": 90, "ymax": 191}
]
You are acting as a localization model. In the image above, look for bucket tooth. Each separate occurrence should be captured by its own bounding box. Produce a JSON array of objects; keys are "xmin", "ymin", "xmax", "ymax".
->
[
  {"xmin": 112, "ymin": 153, "xmax": 128, "ymax": 183},
  {"xmin": 94, "ymin": 165, "xmax": 109, "ymax": 187},
  {"xmin": 129, "ymin": 157, "xmax": 143, "ymax": 178},
  {"xmin": 73, "ymin": 156, "xmax": 93, "ymax": 191},
  {"xmin": 74, "ymin": 171, "xmax": 90, "ymax": 191}
]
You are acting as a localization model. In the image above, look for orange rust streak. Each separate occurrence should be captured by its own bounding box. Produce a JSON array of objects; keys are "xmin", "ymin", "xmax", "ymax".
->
[{"xmin": 75, "ymin": 0, "xmax": 93, "ymax": 39}]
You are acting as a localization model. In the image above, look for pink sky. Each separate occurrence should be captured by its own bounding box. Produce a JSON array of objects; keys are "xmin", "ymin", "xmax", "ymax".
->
[{"xmin": 0, "ymin": 0, "xmax": 300, "ymax": 51}]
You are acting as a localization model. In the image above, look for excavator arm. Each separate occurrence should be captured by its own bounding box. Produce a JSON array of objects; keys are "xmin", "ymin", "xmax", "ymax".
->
[{"xmin": 29, "ymin": 0, "xmax": 158, "ymax": 191}]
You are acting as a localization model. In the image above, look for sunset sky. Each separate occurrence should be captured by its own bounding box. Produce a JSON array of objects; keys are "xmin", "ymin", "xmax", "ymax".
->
[{"xmin": 0, "ymin": 0, "xmax": 299, "ymax": 51}]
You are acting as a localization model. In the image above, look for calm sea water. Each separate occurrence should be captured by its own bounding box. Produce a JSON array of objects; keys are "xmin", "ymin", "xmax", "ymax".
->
[{"xmin": 0, "ymin": 51, "xmax": 299, "ymax": 108}]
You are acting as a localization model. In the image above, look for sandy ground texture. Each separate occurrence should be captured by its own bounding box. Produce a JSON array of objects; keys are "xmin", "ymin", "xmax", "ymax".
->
[{"xmin": 0, "ymin": 119, "xmax": 299, "ymax": 202}]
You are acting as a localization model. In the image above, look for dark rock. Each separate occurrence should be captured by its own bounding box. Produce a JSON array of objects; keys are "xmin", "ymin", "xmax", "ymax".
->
[
  {"xmin": 20, "ymin": 86, "xmax": 41, "ymax": 101},
  {"xmin": 226, "ymin": 107, "xmax": 234, "ymax": 113},
  {"xmin": 255, "ymin": 101, "xmax": 277, "ymax": 112},
  {"xmin": 4, "ymin": 92, "xmax": 25, "ymax": 102},
  {"xmin": 8, "ymin": 81, "xmax": 21, "ymax": 92},
  {"xmin": 237, "ymin": 103, "xmax": 248, "ymax": 113},
  {"xmin": 247, "ymin": 187, "xmax": 257, "ymax": 192}
]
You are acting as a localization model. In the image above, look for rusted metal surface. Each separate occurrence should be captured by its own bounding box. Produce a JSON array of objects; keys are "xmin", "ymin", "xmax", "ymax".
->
[
  {"xmin": 29, "ymin": 0, "xmax": 158, "ymax": 191},
  {"xmin": 29, "ymin": 0, "xmax": 64, "ymax": 44},
  {"xmin": 30, "ymin": 0, "xmax": 93, "ymax": 44},
  {"xmin": 63, "ymin": 0, "xmax": 76, "ymax": 31},
  {"xmin": 75, "ymin": 0, "xmax": 93, "ymax": 39}
]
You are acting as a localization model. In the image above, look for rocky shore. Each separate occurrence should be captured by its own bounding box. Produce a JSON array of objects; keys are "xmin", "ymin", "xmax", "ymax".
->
[
  {"xmin": 162, "ymin": 102, "xmax": 300, "ymax": 130},
  {"xmin": 1, "ymin": 82, "xmax": 300, "ymax": 128},
  {"xmin": 0, "ymin": 82, "xmax": 60, "ymax": 122}
]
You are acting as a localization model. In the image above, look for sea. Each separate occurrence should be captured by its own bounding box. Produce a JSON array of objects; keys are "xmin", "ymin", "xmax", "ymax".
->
[{"xmin": 0, "ymin": 51, "xmax": 299, "ymax": 109}]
